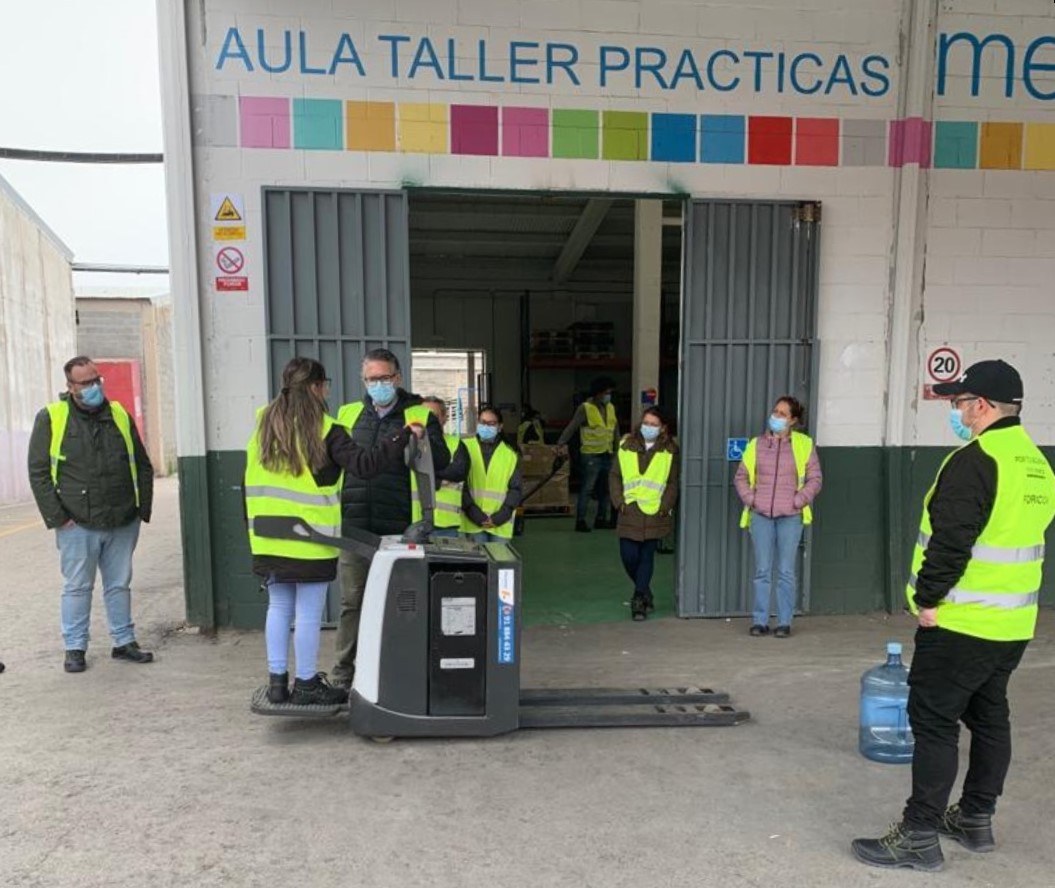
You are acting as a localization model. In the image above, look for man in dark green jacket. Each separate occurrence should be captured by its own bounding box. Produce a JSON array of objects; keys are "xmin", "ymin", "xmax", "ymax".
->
[{"xmin": 27, "ymin": 356, "xmax": 156, "ymax": 673}]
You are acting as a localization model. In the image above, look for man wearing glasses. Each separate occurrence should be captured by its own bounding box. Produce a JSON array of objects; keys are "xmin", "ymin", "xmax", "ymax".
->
[
  {"xmin": 853, "ymin": 359, "xmax": 1055, "ymax": 872},
  {"xmin": 331, "ymin": 348, "xmax": 449, "ymax": 689},
  {"xmin": 27, "ymin": 356, "xmax": 155, "ymax": 673}
]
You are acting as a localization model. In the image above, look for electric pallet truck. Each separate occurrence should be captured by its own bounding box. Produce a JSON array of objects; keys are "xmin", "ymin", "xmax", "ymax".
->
[{"xmin": 249, "ymin": 433, "xmax": 749, "ymax": 737}]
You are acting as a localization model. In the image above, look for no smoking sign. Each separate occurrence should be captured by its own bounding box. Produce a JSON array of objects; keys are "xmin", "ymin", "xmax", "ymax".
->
[
  {"xmin": 923, "ymin": 346, "xmax": 962, "ymax": 400},
  {"xmin": 215, "ymin": 246, "xmax": 244, "ymax": 274},
  {"xmin": 214, "ymin": 245, "xmax": 248, "ymax": 292}
]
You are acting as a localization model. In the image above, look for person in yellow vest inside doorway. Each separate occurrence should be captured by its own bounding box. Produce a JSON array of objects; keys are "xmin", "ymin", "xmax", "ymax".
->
[
  {"xmin": 734, "ymin": 396, "xmax": 822, "ymax": 639},
  {"xmin": 330, "ymin": 349, "xmax": 450, "ymax": 690},
  {"xmin": 852, "ymin": 360, "xmax": 1055, "ymax": 873},
  {"xmin": 556, "ymin": 376, "xmax": 620, "ymax": 533},
  {"xmin": 609, "ymin": 407, "xmax": 680, "ymax": 621},
  {"xmin": 462, "ymin": 405, "xmax": 522, "ymax": 543},
  {"xmin": 245, "ymin": 357, "xmax": 416, "ymax": 708},
  {"xmin": 422, "ymin": 396, "xmax": 469, "ymax": 538},
  {"xmin": 27, "ymin": 355, "xmax": 155, "ymax": 674}
]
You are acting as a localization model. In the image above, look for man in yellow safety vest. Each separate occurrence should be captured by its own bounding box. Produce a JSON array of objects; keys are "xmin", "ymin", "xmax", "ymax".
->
[
  {"xmin": 853, "ymin": 360, "xmax": 1055, "ymax": 873},
  {"xmin": 422, "ymin": 396, "xmax": 469, "ymax": 537},
  {"xmin": 556, "ymin": 376, "xmax": 620, "ymax": 533}
]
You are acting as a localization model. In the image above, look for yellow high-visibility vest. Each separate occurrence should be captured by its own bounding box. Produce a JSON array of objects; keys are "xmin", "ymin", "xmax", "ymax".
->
[
  {"xmin": 739, "ymin": 431, "xmax": 814, "ymax": 528},
  {"xmin": 906, "ymin": 425, "xmax": 1055, "ymax": 641},
  {"xmin": 47, "ymin": 399, "xmax": 139, "ymax": 507},
  {"xmin": 337, "ymin": 400, "xmax": 431, "ymax": 522},
  {"xmin": 581, "ymin": 401, "xmax": 617, "ymax": 454},
  {"xmin": 435, "ymin": 435, "xmax": 464, "ymax": 530},
  {"xmin": 462, "ymin": 437, "xmax": 518, "ymax": 540},
  {"xmin": 245, "ymin": 409, "xmax": 342, "ymax": 560},
  {"xmin": 618, "ymin": 443, "xmax": 673, "ymax": 515}
]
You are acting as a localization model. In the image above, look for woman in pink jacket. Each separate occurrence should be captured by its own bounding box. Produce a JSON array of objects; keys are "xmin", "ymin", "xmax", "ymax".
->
[{"xmin": 734, "ymin": 396, "xmax": 822, "ymax": 638}]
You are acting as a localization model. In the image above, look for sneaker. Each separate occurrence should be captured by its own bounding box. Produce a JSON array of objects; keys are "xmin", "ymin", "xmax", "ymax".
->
[
  {"xmin": 574, "ymin": 521, "xmax": 592, "ymax": 534},
  {"xmin": 64, "ymin": 650, "xmax": 87, "ymax": 673},
  {"xmin": 111, "ymin": 641, "xmax": 154, "ymax": 664},
  {"xmin": 748, "ymin": 624, "xmax": 770, "ymax": 637},
  {"xmin": 267, "ymin": 672, "xmax": 290, "ymax": 704},
  {"xmin": 939, "ymin": 804, "xmax": 995, "ymax": 853},
  {"xmin": 630, "ymin": 596, "xmax": 648, "ymax": 621},
  {"xmin": 290, "ymin": 673, "xmax": 349, "ymax": 707},
  {"xmin": 851, "ymin": 822, "xmax": 944, "ymax": 872},
  {"xmin": 774, "ymin": 625, "xmax": 792, "ymax": 638}
]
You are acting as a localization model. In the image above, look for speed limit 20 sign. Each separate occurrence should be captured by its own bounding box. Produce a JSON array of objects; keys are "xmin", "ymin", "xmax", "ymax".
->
[{"xmin": 923, "ymin": 346, "xmax": 962, "ymax": 400}]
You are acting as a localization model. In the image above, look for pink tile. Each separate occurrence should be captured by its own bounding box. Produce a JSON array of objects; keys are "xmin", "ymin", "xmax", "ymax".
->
[
  {"xmin": 451, "ymin": 104, "xmax": 499, "ymax": 156},
  {"xmin": 502, "ymin": 107, "xmax": 549, "ymax": 157},
  {"xmin": 888, "ymin": 117, "xmax": 932, "ymax": 168},
  {"xmin": 240, "ymin": 96, "xmax": 291, "ymax": 149}
]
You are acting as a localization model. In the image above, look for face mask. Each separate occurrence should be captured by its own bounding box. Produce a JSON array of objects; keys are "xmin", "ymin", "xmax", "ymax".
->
[
  {"xmin": 949, "ymin": 408, "xmax": 972, "ymax": 441},
  {"xmin": 79, "ymin": 382, "xmax": 105, "ymax": 409},
  {"xmin": 640, "ymin": 424, "xmax": 661, "ymax": 442},
  {"xmin": 477, "ymin": 425, "xmax": 499, "ymax": 442},
  {"xmin": 600, "ymin": 393, "xmax": 612, "ymax": 404},
  {"xmin": 768, "ymin": 415, "xmax": 788, "ymax": 434},
  {"xmin": 367, "ymin": 382, "xmax": 396, "ymax": 406}
]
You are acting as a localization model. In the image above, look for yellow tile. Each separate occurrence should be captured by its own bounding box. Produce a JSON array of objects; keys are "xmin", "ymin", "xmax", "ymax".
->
[
  {"xmin": 979, "ymin": 122, "xmax": 1023, "ymax": 170},
  {"xmin": 1024, "ymin": 123, "xmax": 1055, "ymax": 171},
  {"xmin": 346, "ymin": 101, "xmax": 395, "ymax": 152},
  {"xmin": 398, "ymin": 103, "xmax": 448, "ymax": 153}
]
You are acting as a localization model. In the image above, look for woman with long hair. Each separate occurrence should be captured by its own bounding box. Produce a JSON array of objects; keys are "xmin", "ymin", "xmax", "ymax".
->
[
  {"xmin": 462, "ymin": 405, "xmax": 522, "ymax": 543},
  {"xmin": 245, "ymin": 357, "xmax": 412, "ymax": 706}
]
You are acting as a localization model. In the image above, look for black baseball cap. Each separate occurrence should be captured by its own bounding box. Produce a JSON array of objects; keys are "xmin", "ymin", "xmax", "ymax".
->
[{"xmin": 932, "ymin": 359, "xmax": 1023, "ymax": 403}]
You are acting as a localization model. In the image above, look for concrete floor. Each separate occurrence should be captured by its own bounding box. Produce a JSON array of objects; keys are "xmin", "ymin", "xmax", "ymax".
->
[{"xmin": 2, "ymin": 479, "xmax": 1054, "ymax": 888}]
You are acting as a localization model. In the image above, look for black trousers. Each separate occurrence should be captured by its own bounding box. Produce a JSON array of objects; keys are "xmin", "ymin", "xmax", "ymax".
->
[
  {"xmin": 902, "ymin": 626, "xmax": 1028, "ymax": 830},
  {"xmin": 619, "ymin": 538, "xmax": 659, "ymax": 596}
]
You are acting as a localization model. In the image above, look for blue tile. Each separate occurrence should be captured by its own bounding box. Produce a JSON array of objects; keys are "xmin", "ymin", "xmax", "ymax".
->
[
  {"xmin": 701, "ymin": 114, "xmax": 745, "ymax": 164},
  {"xmin": 651, "ymin": 113, "xmax": 696, "ymax": 163}
]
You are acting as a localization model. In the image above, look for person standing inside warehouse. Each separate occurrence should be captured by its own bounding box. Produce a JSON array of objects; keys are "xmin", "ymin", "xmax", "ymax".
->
[
  {"xmin": 27, "ymin": 355, "xmax": 155, "ymax": 673},
  {"xmin": 422, "ymin": 396, "xmax": 469, "ymax": 537},
  {"xmin": 556, "ymin": 377, "xmax": 619, "ymax": 533},
  {"xmin": 609, "ymin": 407, "xmax": 679, "ymax": 621},
  {"xmin": 852, "ymin": 360, "xmax": 1055, "ymax": 873},
  {"xmin": 331, "ymin": 349, "xmax": 449, "ymax": 689},
  {"xmin": 462, "ymin": 405, "xmax": 522, "ymax": 543}
]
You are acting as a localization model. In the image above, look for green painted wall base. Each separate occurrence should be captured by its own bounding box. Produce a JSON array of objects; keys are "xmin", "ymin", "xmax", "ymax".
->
[{"xmin": 180, "ymin": 447, "xmax": 1055, "ymax": 629}]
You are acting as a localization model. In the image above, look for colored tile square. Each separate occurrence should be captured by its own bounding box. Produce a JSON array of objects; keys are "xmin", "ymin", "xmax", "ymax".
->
[
  {"xmin": 346, "ymin": 101, "xmax": 395, "ymax": 152},
  {"xmin": 795, "ymin": 118, "xmax": 839, "ymax": 166},
  {"xmin": 192, "ymin": 95, "xmax": 237, "ymax": 147},
  {"xmin": 933, "ymin": 121, "xmax": 978, "ymax": 170},
  {"xmin": 700, "ymin": 115, "xmax": 745, "ymax": 164},
  {"xmin": 650, "ymin": 114, "xmax": 696, "ymax": 163},
  {"xmin": 602, "ymin": 111, "xmax": 648, "ymax": 161},
  {"xmin": 748, "ymin": 116, "xmax": 793, "ymax": 165},
  {"xmin": 552, "ymin": 109, "xmax": 599, "ymax": 159},
  {"xmin": 979, "ymin": 122, "xmax": 1023, "ymax": 170},
  {"xmin": 293, "ymin": 99, "xmax": 343, "ymax": 151},
  {"xmin": 451, "ymin": 105, "xmax": 499, "ymax": 156},
  {"xmin": 1024, "ymin": 123, "xmax": 1055, "ymax": 171},
  {"xmin": 888, "ymin": 118, "xmax": 931, "ymax": 168},
  {"xmin": 239, "ymin": 96, "xmax": 290, "ymax": 149},
  {"xmin": 502, "ymin": 107, "xmax": 549, "ymax": 158},
  {"xmin": 398, "ymin": 103, "xmax": 448, "ymax": 154},
  {"xmin": 841, "ymin": 119, "xmax": 886, "ymax": 167}
]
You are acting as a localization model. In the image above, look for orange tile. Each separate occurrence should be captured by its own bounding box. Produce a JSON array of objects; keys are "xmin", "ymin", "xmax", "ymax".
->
[
  {"xmin": 346, "ymin": 101, "xmax": 395, "ymax": 152},
  {"xmin": 979, "ymin": 122, "xmax": 1023, "ymax": 170}
]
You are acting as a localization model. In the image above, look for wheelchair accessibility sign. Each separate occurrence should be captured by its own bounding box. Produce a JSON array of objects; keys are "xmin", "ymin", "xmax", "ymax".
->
[{"xmin": 727, "ymin": 438, "xmax": 748, "ymax": 462}]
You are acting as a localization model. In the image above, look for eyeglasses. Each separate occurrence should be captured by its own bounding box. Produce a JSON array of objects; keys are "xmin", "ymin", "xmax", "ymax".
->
[
  {"xmin": 69, "ymin": 376, "xmax": 104, "ymax": 388},
  {"xmin": 363, "ymin": 374, "xmax": 397, "ymax": 385},
  {"xmin": 951, "ymin": 396, "xmax": 979, "ymax": 409},
  {"xmin": 478, "ymin": 420, "xmax": 500, "ymax": 427}
]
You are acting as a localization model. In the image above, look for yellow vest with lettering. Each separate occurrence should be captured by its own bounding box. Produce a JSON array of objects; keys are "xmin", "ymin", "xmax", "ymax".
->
[
  {"xmin": 581, "ymin": 401, "xmax": 617, "ymax": 454},
  {"xmin": 47, "ymin": 399, "xmax": 139, "ymax": 507},
  {"xmin": 462, "ymin": 437, "xmax": 518, "ymax": 539},
  {"xmin": 618, "ymin": 442, "xmax": 673, "ymax": 516},
  {"xmin": 739, "ymin": 431, "xmax": 814, "ymax": 528}
]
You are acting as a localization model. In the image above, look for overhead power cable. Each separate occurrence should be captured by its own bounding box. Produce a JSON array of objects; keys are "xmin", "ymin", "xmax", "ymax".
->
[{"xmin": 0, "ymin": 148, "xmax": 163, "ymax": 164}]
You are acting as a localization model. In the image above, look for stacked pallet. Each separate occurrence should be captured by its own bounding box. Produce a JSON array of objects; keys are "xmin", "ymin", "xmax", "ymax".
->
[{"xmin": 520, "ymin": 443, "xmax": 570, "ymax": 514}]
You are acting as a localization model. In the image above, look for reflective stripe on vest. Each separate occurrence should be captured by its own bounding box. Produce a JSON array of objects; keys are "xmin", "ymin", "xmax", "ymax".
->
[
  {"xmin": 47, "ymin": 400, "xmax": 139, "ymax": 508},
  {"xmin": 580, "ymin": 402, "xmax": 617, "ymax": 454},
  {"xmin": 617, "ymin": 445, "xmax": 673, "ymax": 516},
  {"xmin": 462, "ymin": 437, "xmax": 518, "ymax": 539},
  {"xmin": 905, "ymin": 425, "xmax": 1055, "ymax": 642},
  {"xmin": 245, "ymin": 410, "xmax": 342, "ymax": 560},
  {"xmin": 738, "ymin": 431, "xmax": 814, "ymax": 529},
  {"xmin": 434, "ymin": 435, "xmax": 464, "ymax": 529},
  {"xmin": 337, "ymin": 399, "xmax": 431, "ymax": 523}
]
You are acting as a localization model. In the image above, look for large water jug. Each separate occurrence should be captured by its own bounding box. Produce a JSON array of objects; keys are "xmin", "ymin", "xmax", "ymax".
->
[{"xmin": 859, "ymin": 642, "xmax": 913, "ymax": 764}]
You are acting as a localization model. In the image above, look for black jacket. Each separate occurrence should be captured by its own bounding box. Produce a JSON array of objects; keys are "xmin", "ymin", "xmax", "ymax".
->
[
  {"xmin": 436, "ymin": 438, "xmax": 470, "ymax": 485},
  {"xmin": 340, "ymin": 389, "xmax": 449, "ymax": 535},
  {"xmin": 462, "ymin": 437, "xmax": 522, "ymax": 528},
  {"xmin": 28, "ymin": 394, "xmax": 154, "ymax": 530},
  {"xmin": 251, "ymin": 423, "xmax": 408, "ymax": 582},
  {"xmin": 913, "ymin": 416, "xmax": 1020, "ymax": 609}
]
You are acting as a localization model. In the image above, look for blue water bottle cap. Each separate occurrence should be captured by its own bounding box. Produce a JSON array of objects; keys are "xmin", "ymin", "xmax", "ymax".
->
[{"xmin": 887, "ymin": 642, "xmax": 902, "ymax": 655}]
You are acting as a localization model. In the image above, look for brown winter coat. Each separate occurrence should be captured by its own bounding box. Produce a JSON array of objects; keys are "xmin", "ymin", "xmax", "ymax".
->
[{"xmin": 609, "ymin": 432, "xmax": 679, "ymax": 542}]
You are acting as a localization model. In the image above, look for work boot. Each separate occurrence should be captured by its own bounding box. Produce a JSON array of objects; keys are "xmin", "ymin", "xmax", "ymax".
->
[
  {"xmin": 939, "ymin": 805, "xmax": 995, "ymax": 852},
  {"xmin": 748, "ymin": 624, "xmax": 770, "ymax": 637},
  {"xmin": 645, "ymin": 590, "xmax": 655, "ymax": 612},
  {"xmin": 331, "ymin": 669, "xmax": 354, "ymax": 692},
  {"xmin": 64, "ymin": 650, "xmax": 87, "ymax": 673},
  {"xmin": 575, "ymin": 521, "xmax": 591, "ymax": 533},
  {"xmin": 631, "ymin": 595, "xmax": 648, "ymax": 621},
  {"xmin": 594, "ymin": 516, "xmax": 615, "ymax": 530},
  {"xmin": 851, "ymin": 822, "xmax": 944, "ymax": 872},
  {"xmin": 290, "ymin": 673, "xmax": 349, "ymax": 707},
  {"xmin": 111, "ymin": 641, "xmax": 154, "ymax": 664},
  {"xmin": 267, "ymin": 672, "xmax": 290, "ymax": 704},
  {"xmin": 774, "ymin": 625, "xmax": 792, "ymax": 638}
]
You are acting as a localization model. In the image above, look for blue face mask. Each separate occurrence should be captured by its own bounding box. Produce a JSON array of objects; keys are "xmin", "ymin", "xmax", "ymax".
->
[
  {"xmin": 79, "ymin": 382, "xmax": 105, "ymax": 409},
  {"xmin": 477, "ymin": 425, "xmax": 499, "ymax": 442},
  {"xmin": 640, "ymin": 424, "xmax": 660, "ymax": 442},
  {"xmin": 767, "ymin": 415, "xmax": 788, "ymax": 434},
  {"xmin": 367, "ymin": 382, "xmax": 396, "ymax": 407},
  {"xmin": 600, "ymin": 393, "xmax": 612, "ymax": 404},
  {"xmin": 949, "ymin": 408, "xmax": 972, "ymax": 441}
]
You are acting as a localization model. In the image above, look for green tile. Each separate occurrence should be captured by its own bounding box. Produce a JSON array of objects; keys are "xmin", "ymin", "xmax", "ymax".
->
[
  {"xmin": 602, "ymin": 110, "xmax": 649, "ymax": 161},
  {"xmin": 934, "ymin": 121, "xmax": 978, "ymax": 169},
  {"xmin": 552, "ymin": 109, "xmax": 599, "ymax": 159}
]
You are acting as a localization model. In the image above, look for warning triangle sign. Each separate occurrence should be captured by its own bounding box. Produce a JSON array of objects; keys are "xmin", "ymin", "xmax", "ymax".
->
[{"xmin": 215, "ymin": 197, "xmax": 242, "ymax": 222}]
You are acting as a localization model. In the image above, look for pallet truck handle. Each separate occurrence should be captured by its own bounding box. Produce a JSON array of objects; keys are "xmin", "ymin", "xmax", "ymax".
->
[
  {"xmin": 251, "ymin": 516, "xmax": 381, "ymax": 560},
  {"xmin": 403, "ymin": 431, "xmax": 435, "ymax": 543}
]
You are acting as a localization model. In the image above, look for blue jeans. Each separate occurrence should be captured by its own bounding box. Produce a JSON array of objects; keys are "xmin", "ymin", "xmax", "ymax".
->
[
  {"xmin": 749, "ymin": 514, "xmax": 803, "ymax": 627},
  {"xmin": 619, "ymin": 538, "xmax": 659, "ymax": 596},
  {"xmin": 430, "ymin": 528, "xmax": 462, "ymax": 539},
  {"xmin": 57, "ymin": 519, "xmax": 141, "ymax": 651},
  {"xmin": 576, "ymin": 453, "xmax": 612, "ymax": 524},
  {"xmin": 469, "ymin": 532, "xmax": 508, "ymax": 544},
  {"xmin": 265, "ymin": 580, "xmax": 329, "ymax": 681}
]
